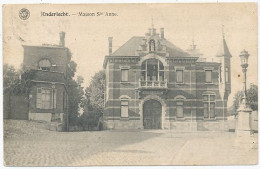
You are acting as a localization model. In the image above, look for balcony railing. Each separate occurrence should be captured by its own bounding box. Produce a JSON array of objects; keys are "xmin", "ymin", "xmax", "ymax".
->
[{"xmin": 139, "ymin": 79, "xmax": 168, "ymax": 89}]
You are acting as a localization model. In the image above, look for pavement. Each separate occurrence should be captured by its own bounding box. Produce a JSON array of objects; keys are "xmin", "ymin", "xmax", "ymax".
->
[{"xmin": 3, "ymin": 120, "xmax": 258, "ymax": 166}]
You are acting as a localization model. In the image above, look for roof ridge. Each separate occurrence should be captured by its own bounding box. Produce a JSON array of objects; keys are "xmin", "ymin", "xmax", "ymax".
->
[{"xmin": 110, "ymin": 36, "xmax": 190, "ymax": 57}]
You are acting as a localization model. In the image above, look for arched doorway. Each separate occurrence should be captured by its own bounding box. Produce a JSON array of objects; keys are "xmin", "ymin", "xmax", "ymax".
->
[{"xmin": 143, "ymin": 99, "xmax": 162, "ymax": 129}]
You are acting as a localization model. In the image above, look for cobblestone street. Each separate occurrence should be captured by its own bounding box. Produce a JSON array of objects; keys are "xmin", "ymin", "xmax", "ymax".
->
[{"xmin": 4, "ymin": 120, "xmax": 258, "ymax": 166}]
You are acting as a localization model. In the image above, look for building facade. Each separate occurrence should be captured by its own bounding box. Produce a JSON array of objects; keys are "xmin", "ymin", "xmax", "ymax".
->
[
  {"xmin": 103, "ymin": 26, "xmax": 232, "ymax": 131},
  {"xmin": 23, "ymin": 32, "xmax": 69, "ymax": 124}
]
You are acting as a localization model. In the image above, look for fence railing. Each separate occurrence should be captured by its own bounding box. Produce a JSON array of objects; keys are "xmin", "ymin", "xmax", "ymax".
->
[{"xmin": 139, "ymin": 79, "xmax": 168, "ymax": 88}]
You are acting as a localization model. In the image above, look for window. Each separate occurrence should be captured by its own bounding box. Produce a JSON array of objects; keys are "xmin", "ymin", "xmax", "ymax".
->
[
  {"xmin": 210, "ymin": 102, "xmax": 215, "ymax": 118},
  {"xmin": 205, "ymin": 70, "xmax": 212, "ymax": 83},
  {"xmin": 149, "ymin": 39, "xmax": 155, "ymax": 52},
  {"xmin": 141, "ymin": 59, "xmax": 164, "ymax": 81},
  {"xmin": 219, "ymin": 66, "xmax": 222, "ymax": 83},
  {"xmin": 225, "ymin": 68, "xmax": 229, "ymax": 82},
  {"xmin": 203, "ymin": 94, "xmax": 215, "ymax": 119},
  {"xmin": 121, "ymin": 69, "xmax": 128, "ymax": 82},
  {"xmin": 37, "ymin": 88, "xmax": 57, "ymax": 109},
  {"xmin": 42, "ymin": 89, "xmax": 51, "ymax": 109},
  {"xmin": 39, "ymin": 59, "xmax": 51, "ymax": 71},
  {"xmin": 176, "ymin": 70, "xmax": 183, "ymax": 83},
  {"xmin": 176, "ymin": 101, "xmax": 184, "ymax": 118},
  {"xmin": 203, "ymin": 103, "xmax": 209, "ymax": 118},
  {"xmin": 121, "ymin": 100, "xmax": 129, "ymax": 118}
]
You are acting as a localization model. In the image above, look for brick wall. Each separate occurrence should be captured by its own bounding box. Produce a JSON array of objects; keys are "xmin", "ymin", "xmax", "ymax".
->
[
  {"xmin": 4, "ymin": 94, "xmax": 29, "ymax": 120},
  {"xmin": 104, "ymin": 56, "xmax": 230, "ymax": 130}
]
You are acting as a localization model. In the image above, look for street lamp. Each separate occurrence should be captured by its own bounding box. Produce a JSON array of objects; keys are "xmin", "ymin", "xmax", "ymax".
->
[
  {"xmin": 238, "ymin": 50, "xmax": 252, "ymax": 112},
  {"xmin": 236, "ymin": 49, "xmax": 253, "ymax": 138}
]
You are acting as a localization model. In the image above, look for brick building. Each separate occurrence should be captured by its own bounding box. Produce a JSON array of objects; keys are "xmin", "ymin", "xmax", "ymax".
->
[
  {"xmin": 103, "ymin": 26, "xmax": 232, "ymax": 131},
  {"xmin": 22, "ymin": 32, "xmax": 69, "ymax": 124}
]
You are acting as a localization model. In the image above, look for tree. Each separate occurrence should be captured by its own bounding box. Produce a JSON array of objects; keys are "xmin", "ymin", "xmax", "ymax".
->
[
  {"xmin": 3, "ymin": 64, "xmax": 35, "ymax": 95},
  {"xmin": 81, "ymin": 70, "xmax": 105, "ymax": 130},
  {"xmin": 247, "ymin": 84, "xmax": 258, "ymax": 110},
  {"xmin": 3, "ymin": 64, "xmax": 19, "ymax": 93},
  {"xmin": 232, "ymin": 84, "xmax": 258, "ymax": 115},
  {"xmin": 66, "ymin": 58, "xmax": 85, "ymax": 126},
  {"xmin": 85, "ymin": 70, "xmax": 105, "ymax": 113}
]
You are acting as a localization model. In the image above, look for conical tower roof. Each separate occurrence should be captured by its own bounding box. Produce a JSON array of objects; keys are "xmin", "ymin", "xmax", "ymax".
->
[{"xmin": 216, "ymin": 28, "xmax": 232, "ymax": 57}]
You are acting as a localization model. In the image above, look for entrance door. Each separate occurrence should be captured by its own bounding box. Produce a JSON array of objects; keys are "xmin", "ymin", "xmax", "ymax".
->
[{"xmin": 143, "ymin": 99, "xmax": 162, "ymax": 129}]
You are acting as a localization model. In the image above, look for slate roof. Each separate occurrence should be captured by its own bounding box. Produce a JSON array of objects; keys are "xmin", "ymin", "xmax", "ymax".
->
[
  {"xmin": 216, "ymin": 38, "xmax": 232, "ymax": 57},
  {"xmin": 110, "ymin": 36, "xmax": 190, "ymax": 57}
]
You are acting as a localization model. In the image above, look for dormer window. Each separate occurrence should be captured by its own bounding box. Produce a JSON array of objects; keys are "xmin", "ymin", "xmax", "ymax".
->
[
  {"xmin": 149, "ymin": 39, "xmax": 155, "ymax": 52},
  {"xmin": 39, "ymin": 59, "xmax": 51, "ymax": 71}
]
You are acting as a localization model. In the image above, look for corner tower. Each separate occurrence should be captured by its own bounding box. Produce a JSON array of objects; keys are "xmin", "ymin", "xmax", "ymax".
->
[{"xmin": 216, "ymin": 29, "xmax": 232, "ymax": 100}]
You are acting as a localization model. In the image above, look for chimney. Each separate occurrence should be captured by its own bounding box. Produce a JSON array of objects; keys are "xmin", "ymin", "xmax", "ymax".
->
[
  {"xmin": 108, "ymin": 37, "xmax": 113, "ymax": 55},
  {"xmin": 160, "ymin": 28, "xmax": 164, "ymax": 39},
  {"xmin": 59, "ymin": 32, "xmax": 65, "ymax": 47}
]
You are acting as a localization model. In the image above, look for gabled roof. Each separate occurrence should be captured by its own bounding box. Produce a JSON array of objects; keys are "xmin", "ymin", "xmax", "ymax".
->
[
  {"xmin": 161, "ymin": 39, "xmax": 190, "ymax": 57},
  {"xmin": 110, "ymin": 36, "xmax": 190, "ymax": 57},
  {"xmin": 111, "ymin": 36, "xmax": 143, "ymax": 56},
  {"xmin": 216, "ymin": 38, "xmax": 232, "ymax": 57}
]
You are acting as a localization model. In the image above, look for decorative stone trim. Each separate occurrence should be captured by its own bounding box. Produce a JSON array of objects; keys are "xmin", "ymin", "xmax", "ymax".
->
[
  {"xmin": 119, "ymin": 95, "xmax": 131, "ymax": 100},
  {"xmin": 166, "ymin": 57, "xmax": 198, "ymax": 64},
  {"xmin": 204, "ymin": 67, "xmax": 214, "ymax": 70},
  {"xmin": 119, "ymin": 66, "xmax": 130, "ymax": 69},
  {"xmin": 174, "ymin": 95, "xmax": 186, "ymax": 100},
  {"xmin": 138, "ymin": 53, "xmax": 167, "ymax": 66}
]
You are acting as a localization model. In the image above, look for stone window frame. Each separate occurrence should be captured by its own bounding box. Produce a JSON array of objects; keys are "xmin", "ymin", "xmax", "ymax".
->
[
  {"xmin": 36, "ymin": 87, "xmax": 57, "ymax": 110},
  {"xmin": 204, "ymin": 67, "xmax": 214, "ymax": 84},
  {"xmin": 119, "ymin": 95, "xmax": 131, "ymax": 120},
  {"xmin": 174, "ymin": 95, "xmax": 186, "ymax": 120},
  {"xmin": 120, "ymin": 66, "xmax": 130, "ymax": 82},
  {"xmin": 175, "ymin": 67, "xmax": 185, "ymax": 84},
  {"xmin": 38, "ymin": 58, "xmax": 52, "ymax": 71}
]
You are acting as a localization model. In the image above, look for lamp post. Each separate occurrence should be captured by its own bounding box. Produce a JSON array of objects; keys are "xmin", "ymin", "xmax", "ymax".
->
[
  {"xmin": 236, "ymin": 49, "xmax": 253, "ymax": 139},
  {"xmin": 238, "ymin": 50, "xmax": 252, "ymax": 112}
]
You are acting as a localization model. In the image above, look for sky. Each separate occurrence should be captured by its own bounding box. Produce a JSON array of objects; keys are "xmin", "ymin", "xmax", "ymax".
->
[{"xmin": 3, "ymin": 3, "xmax": 258, "ymax": 106}]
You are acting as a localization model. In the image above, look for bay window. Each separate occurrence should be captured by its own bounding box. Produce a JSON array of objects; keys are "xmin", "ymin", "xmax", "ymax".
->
[{"xmin": 141, "ymin": 59, "xmax": 164, "ymax": 81}]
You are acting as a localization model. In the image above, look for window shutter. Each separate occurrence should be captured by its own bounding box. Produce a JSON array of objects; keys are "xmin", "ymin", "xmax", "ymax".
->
[
  {"xmin": 210, "ymin": 102, "xmax": 215, "ymax": 118},
  {"xmin": 54, "ymin": 89, "xmax": 57, "ymax": 109},
  {"xmin": 50, "ymin": 89, "xmax": 53, "ymax": 109},
  {"xmin": 204, "ymin": 103, "xmax": 209, "ymax": 118},
  {"xmin": 36, "ymin": 88, "xmax": 42, "ymax": 109}
]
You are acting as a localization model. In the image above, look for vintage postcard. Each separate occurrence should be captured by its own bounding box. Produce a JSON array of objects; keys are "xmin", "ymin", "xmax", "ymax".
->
[{"xmin": 2, "ymin": 2, "xmax": 258, "ymax": 167}]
